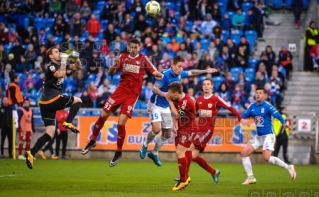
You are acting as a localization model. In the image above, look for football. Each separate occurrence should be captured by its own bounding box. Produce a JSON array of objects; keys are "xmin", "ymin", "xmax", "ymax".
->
[{"xmin": 145, "ymin": 1, "xmax": 160, "ymax": 17}]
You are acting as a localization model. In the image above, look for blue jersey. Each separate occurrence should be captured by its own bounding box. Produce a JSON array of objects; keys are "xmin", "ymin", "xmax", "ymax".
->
[
  {"xmin": 242, "ymin": 101, "xmax": 285, "ymax": 136},
  {"xmin": 150, "ymin": 68, "xmax": 189, "ymax": 108}
]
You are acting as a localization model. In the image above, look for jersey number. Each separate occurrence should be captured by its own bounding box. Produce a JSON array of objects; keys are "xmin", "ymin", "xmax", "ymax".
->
[
  {"xmin": 151, "ymin": 113, "xmax": 159, "ymax": 121},
  {"xmin": 301, "ymin": 122, "xmax": 307, "ymax": 129},
  {"xmin": 104, "ymin": 102, "xmax": 112, "ymax": 111}
]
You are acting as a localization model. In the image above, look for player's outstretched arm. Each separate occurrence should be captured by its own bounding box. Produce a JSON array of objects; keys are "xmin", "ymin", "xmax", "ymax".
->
[
  {"xmin": 267, "ymin": 104, "xmax": 288, "ymax": 127},
  {"xmin": 187, "ymin": 68, "xmax": 218, "ymax": 77},
  {"xmin": 108, "ymin": 57, "xmax": 121, "ymax": 75},
  {"xmin": 152, "ymin": 83, "xmax": 166, "ymax": 97}
]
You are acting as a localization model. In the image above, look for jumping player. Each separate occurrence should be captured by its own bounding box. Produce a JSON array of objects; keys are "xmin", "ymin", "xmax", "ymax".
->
[
  {"xmin": 25, "ymin": 47, "xmax": 83, "ymax": 169},
  {"xmin": 18, "ymin": 99, "xmax": 35, "ymax": 160},
  {"xmin": 174, "ymin": 78, "xmax": 250, "ymax": 183},
  {"xmin": 81, "ymin": 39, "xmax": 163, "ymax": 167},
  {"xmin": 164, "ymin": 82, "xmax": 197, "ymax": 191},
  {"xmin": 240, "ymin": 87, "xmax": 296, "ymax": 184},
  {"xmin": 140, "ymin": 56, "xmax": 218, "ymax": 166}
]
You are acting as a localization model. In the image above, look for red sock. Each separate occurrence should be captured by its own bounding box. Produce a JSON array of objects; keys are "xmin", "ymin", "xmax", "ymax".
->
[
  {"xmin": 26, "ymin": 143, "xmax": 30, "ymax": 151},
  {"xmin": 185, "ymin": 151, "xmax": 192, "ymax": 178},
  {"xmin": 116, "ymin": 124, "xmax": 126, "ymax": 152},
  {"xmin": 19, "ymin": 143, "xmax": 23, "ymax": 155},
  {"xmin": 178, "ymin": 157, "xmax": 187, "ymax": 182},
  {"xmin": 193, "ymin": 156, "xmax": 216, "ymax": 175},
  {"xmin": 91, "ymin": 116, "xmax": 107, "ymax": 140}
]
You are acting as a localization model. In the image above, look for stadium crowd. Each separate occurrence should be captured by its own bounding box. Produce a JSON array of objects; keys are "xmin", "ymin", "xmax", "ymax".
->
[{"xmin": 0, "ymin": 0, "xmax": 292, "ymax": 114}]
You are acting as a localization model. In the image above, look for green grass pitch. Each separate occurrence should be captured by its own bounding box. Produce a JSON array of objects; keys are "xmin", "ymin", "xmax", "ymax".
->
[{"xmin": 0, "ymin": 159, "xmax": 318, "ymax": 197}]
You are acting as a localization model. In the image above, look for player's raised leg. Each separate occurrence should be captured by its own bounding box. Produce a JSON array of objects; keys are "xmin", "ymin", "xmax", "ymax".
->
[
  {"xmin": 241, "ymin": 144, "xmax": 257, "ymax": 184},
  {"xmin": 63, "ymin": 97, "xmax": 82, "ymax": 133}
]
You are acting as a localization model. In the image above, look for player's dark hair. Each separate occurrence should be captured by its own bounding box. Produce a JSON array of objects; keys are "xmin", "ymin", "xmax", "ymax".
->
[
  {"xmin": 203, "ymin": 78, "xmax": 214, "ymax": 85},
  {"xmin": 168, "ymin": 82, "xmax": 183, "ymax": 94},
  {"xmin": 173, "ymin": 56, "xmax": 184, "ymax": 65},
  {"xmin": 128, "ymin": 39, "xmax": 140, "ymax": 45},
  {"xmin": 46, "ymin": 46, "xmax": 58, "ymax": 60},
  {"xmin": 256, "ymin": 87, "xmax": 266, "ymax": 93}
]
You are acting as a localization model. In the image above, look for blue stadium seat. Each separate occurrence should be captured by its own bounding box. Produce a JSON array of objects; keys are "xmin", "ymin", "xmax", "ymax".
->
[
  {"xmin": 100, "ymin": 20, "xmax": 108, "ymax": 30},
  {"xmin": 245, "ymin": 68, "xmax": 255, "ymax": 82},
  {"xmin": 302, "ymin": 0, "xmax": 309, "ymax": 8},
  {"xmin": 212, "ymin": 76, "xmax": 225, "ymax": 90},
  {"xmin": 34, "ymin": 18, "xmax": 46, "ymax": 31},
  {"xmin": 93, "ymin": 10, "xmax": 101, "ymax": 19},
  {"xmin": 98, "ymin": 31, "xmax": 104, "ymax": 40},
  {"xmin": 92, "ymin": 110, "xmax": 102, "ymax": 116},
  {"xmin": 285, "ymin": 0, "xmax": 293, "ymax": 7},
  {"xmin": 185, "ymin": 21, "xmax": 193, "ymax": 32},
  {"xmin": 32, "ymin": 73, "xmax": 40, "ymax": 82},
  {"xmin": 198, "ymin": 75, "xmax": 206, "ymax": 83},
  {"xmin": 83, "ymin": 31, "xmax": 89, "ymax": 38},
  {"xmin": 264, "ymin": 0, "xmax": 270, "ymax": 5},
  {"xmin": 218, "ymin": 2, "xmax": 226, "ymax": 17},
  {"xmin": 46, "ymin": 18, "xmax": 55, "ymax": 28},
  {"xmin": 278, "ymin": 66, "xmax": 287, "ymax": 77},
  {"xmin": 97, "ymin": 1, "xmax": 107, "ymax": 12},
  {"xmin": 175, "ymin": 36, "xmax": 184, "ymax": 43},
  {"xmin": 272, "ymin": 0, "xmax": 283, "ymax": 8},
  {"xmin": 166, "ymin": 2, "xmax": 175, "ymax": 10},
  {"xmin": 200, "ymin": 39, "xmax": 210, "ymax": 50},
  {"xmin": 140, "ymin": 102, "xmax": 147, "ymax": 110},
  {"xmin": 245, "ymin": 30, "xmax": 257, "ymax": 53},
  {"xmin": 79, "ymin": 37, "xmax": 86, "ymax": 42},
  {"xmin": 249, "ymin": 59, "xmax": 259, "ymax": 69},
  {"xmin": 112, "ymin": 74, "xmax": 121, "ymax": 86},
  {"xmin": 225, "ymin": 11, "xmax": 235, "ymax": 20},
  {"xmin": 33, "ymin": 109, "xmax": 41, "ymax": 115},
  {"xmin": 232, "ymin": 104, "xmax": 242, "ymax": 111},
  {"xmin": 34, "ymin": 117, "xmax": 44, "ymax": 125},
  {"xmin": 4, "ymin": 44, "xmax": 12, "ymax": 54},
  {"xmin": 135, "ymin": 100, "xmax": 141, "ymax": 109},
  {"xmin": 231, "ymin": 32, "xmax": 241, "ymax": 45},
  {"xmin": 53, "ymin": 36, "xmax": 63, "ymax": 44},
  {"xmin": 45, "ymin": 27, "xmax": 52, "ymax": 36},
  {"xmin": 146, "ymin": 20, "xmax": 153, "ymax": 26},
  {"xmin": 242, "ymin": 2, "xmax": 254, "ymax": 12},
  {"xmin": 174, "ymin": 11, "xmax": 181, "ymax": 21},
  {"xmin": 79, "ymin": 110, "xmax": 91, "ymax": 116},
  {"xmin": 230, "ymin": 67, "xmax": 243, "ymax": 81},
  {"xmin": 132, "ymin": 111, "xmax": 139, "ymax": 117},
  {"xmin": 115, "ymin": 28, "xmax": 121, "ymax": 35},
  {"xmin": 222, "ymin": 30, "xmax": 230, "ymax": 43}
]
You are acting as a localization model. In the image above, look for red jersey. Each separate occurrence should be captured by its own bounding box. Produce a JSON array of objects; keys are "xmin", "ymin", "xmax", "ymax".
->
[
  {"xmin": 116, "ymin": 53, "xmax": 156, "ymax": 96},
  {"xmin": 56, "ymin": 110, "xmax": 68, "ymax": 132},
  {"xmin": 173, "ymin": 94, "xmax": 197, "ymax": 132},
  {"xmin": 196, "ymin": 95, "xmax": 242, "ymax": 131}
]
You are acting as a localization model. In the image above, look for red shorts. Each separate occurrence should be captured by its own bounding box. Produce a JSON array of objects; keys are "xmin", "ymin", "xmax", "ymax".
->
[
  {"xmin": 192, "ymin": 129, "xmax": 214, "ymax": 153},
  {"xmin": 174, "ymin": 131, "xmax": 196, "ymax": 148},
  {"xmin": 19, "ymin": 131, "xmax": 31, "ymax": 142},
  {"xmin": 103, "ymin": 88, "xmax": 139, "ymax": 118}
]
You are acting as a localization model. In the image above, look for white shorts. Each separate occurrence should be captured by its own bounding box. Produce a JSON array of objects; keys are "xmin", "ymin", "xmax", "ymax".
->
[
  {"xmin": 249, "ymin": 134, "xmax": 276, "ymax": 151},
  {"xmin": 147, "ymin": 101, "xmax": 173, "ymax": 129}
]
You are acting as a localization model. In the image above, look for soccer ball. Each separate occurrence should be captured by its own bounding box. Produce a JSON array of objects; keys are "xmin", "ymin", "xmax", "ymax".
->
[{"xmin": 145, "ymin": 1, "xmax": 160, "ymax": 17}]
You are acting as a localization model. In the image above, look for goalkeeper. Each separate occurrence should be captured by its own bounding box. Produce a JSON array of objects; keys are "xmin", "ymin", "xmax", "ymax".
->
[{"xmin": 25, "ymin": 47, "xmax": 83, "ymax": 170}]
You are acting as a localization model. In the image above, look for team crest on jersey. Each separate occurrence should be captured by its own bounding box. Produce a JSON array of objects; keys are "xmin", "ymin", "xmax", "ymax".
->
[
  {"xmin": 208, "ymin": 103, "xmax": 212, "ymax": 108},
  {"xmin": 181, "ymin": 135, "xmax": 187, "ymax": 143},
  {"xmin": 124, "ymin": 64, "xmax": 140, "ymax": 73},
  {"xmin": 254, "ymin": 116, "xmax": 264, "ymax": 127},
  {"xmin": 127, "ymin": 106, "xmax": 132, "ymax": 113},
  {"xmin": 49, "ymin": 66, "xmax": 56, "ymax": 72},
  {"xmin": 181, "ymin": 100, "xmax": 187, "ymax": 110},
  {"xmin": 261, "ymin": 108, "xmax": 265, "ymax": 113}
]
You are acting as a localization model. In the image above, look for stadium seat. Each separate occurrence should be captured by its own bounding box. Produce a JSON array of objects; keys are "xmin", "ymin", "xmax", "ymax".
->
[
  {"xmin": 232, "ymin": 104, "xmax": 242, "ymax": 111},
  {"xmin": 302, "ymin": 0, "xmax": 309, "ymax": 8},
  {"xmin": 33, "ymin": 109, "xmax": 41, "ymax": 115},
  {"xmin": 231, "ymin": 32, "xmax": 241, "ymax": 45},
  {"xmin": 249, "ymin": 59, "xmax": 259, "ymax": 69},
  {"xmin": 79, "ymin": 110, "xmax": 91, "ymax": 116},
  {"xmin": 212, "ymin": 76, "xmax": 225, "ymax": 90},
  {"xmin": 230, "ymin": 67, "xmax": 243, "ymax": 81},
  {"xmin": 218, "ymin": 2, "xmax": 226, "ymax": 16},
  {"xmin": 32, "ymin": 73, "xmax": 40, "ymax": 82},
  {"xmin": 79, "ymin": 37, "xmax": 86, "ymax": 42},
  {"xmin": 200, "ymin": 39, "xmax": 210, "ymax": 50},
  {"xmin": 166, "ymin": 2, "xmax": 175, "ymax": 10},
  {"xmin": 242, "ymin": 2, "xmax": 254, "ymax": 12},
  {"xmin": 278, "ymin": 66, "xmax": 287, "ymax": 77},
  {"xmin": 4, "ymin": 44, "xmax": 12, "ymax": 54},
  {"xmin": 185, "ymin": 21, "xmax": 193, "ymax": 32},
  {"xmin": 272, "ymin": 0, "xmax": 283, "ymax": 8},
  {"xmin": 45, "ymin": 27, "xmax": 52, "ymax": 35},
  {"xmin": 112, "ymin": 74, "xmax": 121, "ymax": 86},
  {"xmin": 100, "ymin": 20, "xmax": 108, "ymax": 30},
  {"xmin": 46, "ymin": 18, "xmax": 55, "ymax": 28},
  {"xmin": 146, "ymin": 20, "xmax": 153, "ymax": 26},
  {"xmin": 285, "ymin": 0, "xmax": 293, "ymax": 7},
  {"xmin": 93, "ymin": 10, "xmax": 101, "ymax": 19},
  {"xmin": 245, "ymin": 68, "xmax": 255, "ymax": 82},
  {"xmin": 174, "ymin": 11, "xmax": 181, "ymax": 21},
  {"xmin": 83, "ymin": 31, "xmax": 90, "ymax": 38},
  {"xmin": 34, "ymin": 117, "xmax": 44, "ymax": 125},
  {"xmin": 245, "ymin": 30, "xmax": 257, "ymax": 53},
  {"xmin": 225, "ymin": 11, "xmax": 235, "ymax": 20},
  {"xmin": 92, "ymin": 110, "xmax": 102, "ymax": 116},
  {"xmin": 132, "ymin": 111, "xmax": 139, "ymax": 117},
  {"xmin": 115, "ymin": 28, "xmax": 121, "ymax": 35},
  {"xmin": 222, "ymin": 30, "xmax": 230, "ymax": 43},
  {"xmin": 54, "ymin": 36, "xmax": 63, "ymax": 44},
  {"xmin": 140, "ymin": 102, "xmax": 147, "ymax": 110},
  {"xmin": 97, "ymin": 1, "xmax": 107, "ymax": 12},
  {"xmin": 198, "ymin": 75, "xmax": 206, "ymax": 83},
  {"xmin": 34, "ymin": 18, "xmax": 46, "ymax": 31}
]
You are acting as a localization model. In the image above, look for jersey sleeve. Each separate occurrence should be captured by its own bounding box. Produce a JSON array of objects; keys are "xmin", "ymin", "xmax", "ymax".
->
[
  {"xmin": 48, "ymin": 63, "xmax": 59, "ymax": 73},
  {"xmin": 143, "ymin": 55, "xmax": 157, "ymax": 74},
  {"xmin": 181, "ymin": 70, "xmax": 189, "ymax": 78},
  {"xmin": 216, "ymin": 96, "xmax": 242, "ymax": 120},
  {"xmin": 267, "ymin": 103, "xmax": 286, "ymax": 124},
  {"xmin": 241, "ymin": 104, "xmax": 253, "ymax": 119}
]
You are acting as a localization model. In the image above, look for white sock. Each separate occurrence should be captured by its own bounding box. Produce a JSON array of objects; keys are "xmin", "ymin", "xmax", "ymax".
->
[
  {"xmin": 268, "ymin": 156, "xmax": 289, "ymax": 170},
  {"xmin": 152, "ymin": 136, "xmax": 167, "ymax": 155},
  {"xmin": 241, "ymin": 157, "xmax": 254, "ymax": 178},
  {"xmin": 144, "ymin": 131, "xmax": 156, "ymax": 147}
]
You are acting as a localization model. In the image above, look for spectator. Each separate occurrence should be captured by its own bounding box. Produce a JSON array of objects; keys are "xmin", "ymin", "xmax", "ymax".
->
[
  {"xmin": 134, "ymin": 14, "xmax": 148, "ymax": 33},
  {"xmin": 211, "ymin": 2, "xmax": 221, "ymax": 22},
  {"xmin": 121, "ymin": 13, "xmax": 134, "ymax": 33},
  {"xmin": 81, "ymin": 90, "xmax": 93, "ymax": 108},
  {"xmin": 7, "ymin": 75, "xmax": 23, "ymax": 106},
  {"xmin": 220, "ymin": 45, "xmax": 235, "ymax": 70},
  {"xmin": 9, "ymin": 40, "xmax": 25, "ymax": 64},
  {"xmin": 167, "ymin": 10, "xmax": 178, "ymax": 28},
  {"xmin": 194, "ymin": 42, "xmax": 204, "ymax": 62},
  {"xmin": 159, "ymin": 53, "xmax": 171, "ymax": 70},
  {"xmin": 251, "ymin": 2, "xmax": 263, "ymax": 39},
  {"xmin": 257, "ymin": 63, "xmax": 268, "ymax": 81},
  {"xmin": 97, "ymin": 86, "xmax": 111, "ymax": 108},
  {"xmin": 16, "ymin": 56, "xmax": 32, "ymax": 73},
  {"xmin": 226, "ymin": 38, "xmax": 236, "ymax": 55},
  {"xmin": 207, "ymin": 41, "xmax": 219, "ymax": 63},
  {"xmin": 256, "ymin": 52, "xmax": 272, "ymax": 75},
  {"xmin": 97, "ymin": 79, "xmax": 110, "ymax": 95},
  {"xmin": 0, "ymin": 97, "xmax": 13, "ymax": 158},
  {"xmin": 48, "ymin": 0, "xmax": 62, "ymax": 17},
  {"xmin": 87, "ymin": 14, "xmax": 101, "ymax": 38},
  {"xmin": 130, "ymin": 0, "xmax": 145, "ymax": 19},
  {"xmin": 95, "ymin": 67, "xmax": 106, "ymax": 88},
  {"xmin": 140, "ymin": 82, "xmax": 153, "ymax": 103},
  {"xmin": 213, "ymin": 25, "xmax": 222, "ymax": 40},
  {"xmin": 184, "ymin": 38, "xmax": 194, "ymax": 54},
  {"xmin": 34, "ymin": 73, "xmax": 45, "ymax": 91},
  {"xmin": 22, "ymin": 82, "xmax": 37, "ymax": 107},
  {"xmin": 23, "ymin": 73, "xmax": 36, "ymax": 89},
  {"xmin": 104, "ymin": 24, "xmax": 117, "ymax": 45},
  {"xmin": 201, "ymin": 14, "xmax": 217, "ymax": 38},
  {"xmin": 176, "ymin": 43, "xmax": 189, "ymax": 60},
  {"xmin": 237, "ymin": 36, "xmax": 250, "ymax": 56},
  {"xmin": 0, "ymin": 44, "xmax": 6, "ymax": 66},
  {"xmin": 244, "ymin": 8, "xmax": 255, "ymax": 32},
  {"xmin": 52, "ymin": 18, "xmax": 66, "ymax": 37},
  {"xmin": 252, "ymin": 71, "xmax": 266, "ymax": 88},
  {"xmin": 214, "ymin": 57, "xmax": 225, "ymax": 76},
  {"xmin": 218, "ymin": 82, "xmax": 231, "ymax": 104},
  {"xmin": 232, "ymin": 8, "xmax": 245, "ymax": 30},
  {"xmin": 171, "ymin": 38, "xmax": 180, "ymax": 52},
  {"xmin": 309, "ymin": 39, "xmax": 319, "ymax": 72},
  {"xmin": 24, "ymin": 44, "xmax": 36, "ymax": 65},
  {"xmin": 198, "ymin": 53, "xmax": 214, "ymax": 70},
  {"xmin": 187, "ymin": 88, "xmax": 196, "ymax": 101},
  {"xmin": 0, "ymin": 22, "xmax": 8, "ymax": 44},
  {"xmin": 1, "ymin": 64, "xmax": 15, "ymax": 90},
  {"xmin": 161, "ymin": 43, "xmax": 176, "ymax": 60},
  {"xmin": 221, "ymin": 14, "xmax": 232, "ymax": 30},
  {"xmin": 182, "ymin": 77, "xmax": 200, "ymax": 93},
  {"xmin": 268, "ymin": 70, "xmax": 284, "ymax": 108},
  {"xmin": 235, "ymin": 46, "xmax": 248, "ymax": 69},
  {"xmin": 55, "ymin": 110, "xmax": 69, "ymax": 159},
  {"xmin": 142, "ymin": 27, "xmax": 157, "ymax": 43},
  {"xmin": 238, "ymin": 72, "xmax": 250, "ymax": 97},
  {"xmin": 38, "ymin": 28, "xmax": 47, "ymax": 46},
  {"xmin": 279, "ymin": 45, "xmax": 293, "ymax": 80},
  {"xmin": 68, "ymin": 12, "xmax": 85, "ymax": 37},
  {"xmin": 224, "ymin": 73, "xmax": 236, "ymax": 92},
  {"xmin": 263, "ymin": 45, "xmax": 276, "ymax": 64},
  {"xmin": 292, "ymin": 0, "xmax": 303, "ymax": 29},
  {"xmin": 272, "ymin": 64, "xmax": 285, "ymax": 90},
  {"xmin": 101, "ymin": 0, "xmax": 117, "ymax": 22},
  {"xmin": 87, "ymin": 81, "xmax": 98, "ymax": 101},
  {"xmin": 64, "ymin": 0, "xmax": 79, "ymax": 19},
  {"xmin": 79, "ymin": 1, "xmax": 91, "ymax": 21},
  {"xmin": 231, "ymin": 84, "xmax": 244, "ymax": 105},
  {"xmin": 36, "ymin": 0, "xmax": 49, "ymax": 18},
  {"xmin": 304, "ymin": 21, "xmax": 318, "ymax": 71}
]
